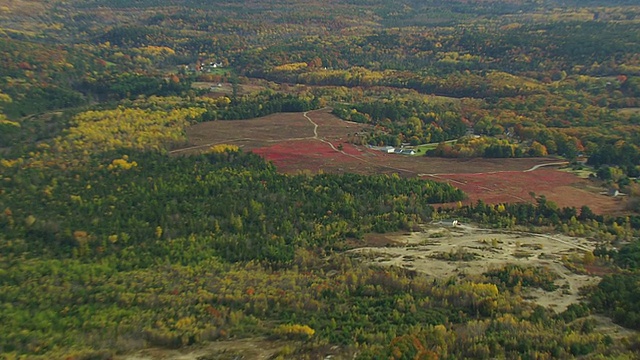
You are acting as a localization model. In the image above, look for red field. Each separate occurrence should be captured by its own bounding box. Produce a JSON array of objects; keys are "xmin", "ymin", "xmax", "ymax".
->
[
  {"xmin": 176, "ymin": 109, "xmax": 625, "ymax": 214},
  {"xmin": 253, "ymin": 140, "xmax": 364, "ymax": 173},
  {"xmin": 425, "ymin": 170, "xmax": 620, "ymax": 214}
]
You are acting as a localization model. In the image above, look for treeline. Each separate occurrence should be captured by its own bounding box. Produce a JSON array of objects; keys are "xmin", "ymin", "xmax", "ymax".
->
[
  {"xmin": 80, "ymin": 73, "xmax": 192, "ymax": 101},
  {"xmin": 590, "ymin": 239, "xmax": 640, "ymax": 329},
  {"xmin": 0, "ymin": 37, "xmax": 193, "ymax": 118},
  {"xmin": 591, "ymin": 272, "xmax": 640, "ymax": 330},
  {"xmin": 453, "ymin": 196, "xmax": 640, "ymax": 241},
  {"xmin": 0, "ymin": 150, "xmax": 463, "ymax": 264},
  {"xmin": 200, "ymin": 91, "xmax": 321, "ymax": 121},
  {"xmin": 245, "ymin": 19, "xmax": 640, "ymax": 76},
  {"xmin": 587, "ymin": 142, "xmax": 640, "ymax": 177},
  {"xmin": 429, "ymin": 137, "xmax": 539, "ymax": 158},
  {"xmin": 261, "ymin": 67, "xmax": 549, "ymax": 99},
  {"xmin": 332, "ymin": 97, "xmax": 466, "ymax": 146}
]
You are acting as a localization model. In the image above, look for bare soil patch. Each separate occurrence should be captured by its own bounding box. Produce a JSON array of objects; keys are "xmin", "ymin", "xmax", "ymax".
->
[
  {"xmin": 350, "ymin": 223, "xmax": 601, "ymax": 312},
  {"xmin": 359, "ymin": 232, "xmax": 411, "ymax": 247},
  {"xmin": 118, "ymin": 338, "xmax": 288, "ymax": 360}
]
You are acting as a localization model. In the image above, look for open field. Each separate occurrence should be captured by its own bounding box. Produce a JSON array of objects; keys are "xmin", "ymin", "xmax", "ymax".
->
[
  {"xmin": 351, "ymin": 223, "xmax": 600, "ymax": 313},
  {"xmin": 177, "ymin": 109, "xmax": 363, "ymax": 155},
  {"xmin": 177, "ymin": 109, "xmax": 624, "ymax": 214},
  {"xmin": 192, "ymin": 82, "xmax": 266, "ymax": 97},
  {"xmin": 617, "ymin": 107, "xmax": 640, "ymax": 115},
  {"xmin": 253, "ymin": 140, "xmax": 367, "ymax": 173},
  {"xmin": 425, "ymin": 170, "xmax": 621, "ymax": 214}
]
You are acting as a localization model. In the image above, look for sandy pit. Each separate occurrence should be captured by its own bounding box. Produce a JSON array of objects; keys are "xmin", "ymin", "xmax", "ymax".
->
[{"xmin": 350, "ymin": 223, "xmax": 602, "ymax": 312}]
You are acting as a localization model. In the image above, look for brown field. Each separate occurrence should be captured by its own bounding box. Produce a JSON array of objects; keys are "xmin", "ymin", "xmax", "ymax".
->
[
  {"xmin": 176, "ymin": 108, "xmax": 624, "ymax": 214},
  {"xmin": 176, "ymin": 109, "xmax": 363, "ymax": 155}
]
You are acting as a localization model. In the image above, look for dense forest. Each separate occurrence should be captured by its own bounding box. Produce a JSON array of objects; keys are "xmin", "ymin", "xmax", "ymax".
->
[{"xmin": 2, "ymin": 0, "xmax": 640, "ymax": 358}]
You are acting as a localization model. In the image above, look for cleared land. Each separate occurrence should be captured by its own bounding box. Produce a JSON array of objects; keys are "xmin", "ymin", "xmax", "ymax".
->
[
  {"xmin": 177, "ymin": 109, "xmax": 624, "ymax": 214},
  {"xmin": 178, "ymin": 109, "xmax": 362, "ymax": 155},
  {"xmin": 119, "ymin": 338, "xmax": 296, "ymax": 360},
  {"xmin": 351, "ymin": 223, "xmax": 600, "ymax": 313},
  {"xmin": 426, "ymin": 170, "xmax": 620, "ymax": 214},
  {"xmin": 192, "ymin": 82, "xmax": 267, "ymax": 97}
]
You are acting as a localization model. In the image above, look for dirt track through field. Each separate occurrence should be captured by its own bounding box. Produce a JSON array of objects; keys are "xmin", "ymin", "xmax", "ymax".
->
[
  {"xmin": 174, "ymin": 109, "xmax": 564, "ymax": 176},
  {"xmin": 303, "ymin": 110, "xmax": 575, "ymax": 178},
  {"xmin": 288, "ymin": 108, "xmax": 419, "ymax": 174},
  {"xmin": 176, "ymin": 109, "xmax": 623, "ymax": 214}
]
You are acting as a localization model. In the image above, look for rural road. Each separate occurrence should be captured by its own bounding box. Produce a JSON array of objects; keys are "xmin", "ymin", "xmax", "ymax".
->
[
  {"xmin": 303, "ymin": 108, "xmax": 418, "ymax": 174},
  {"xmin": 524, "ymin": 161, "xmax": 569, "ymax": 172},
  {"xmin": 303, "ymin": 109, "xmax": 321, "ymax": 138},
  {"xmin": 303, "ymin": 107, "xmax": 356, "ymax": 153},
  {"xmin": 170, "ymin": 109, "xmax": 571, "ymax": 182},
  {"xmin": 418, "ymin": 161, "xmax": 569, "ymax": 177}
]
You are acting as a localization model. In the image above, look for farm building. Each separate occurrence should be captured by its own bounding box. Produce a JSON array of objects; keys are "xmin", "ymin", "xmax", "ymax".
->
[{"xmin": 394, "ymin": 148, "xmax": 416, "ymax": 155}]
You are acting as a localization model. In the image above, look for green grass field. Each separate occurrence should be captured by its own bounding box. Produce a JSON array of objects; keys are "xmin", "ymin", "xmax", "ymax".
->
[{"xmin": 414, "ymin": 139, "xmax": 458, "ymax": 153}]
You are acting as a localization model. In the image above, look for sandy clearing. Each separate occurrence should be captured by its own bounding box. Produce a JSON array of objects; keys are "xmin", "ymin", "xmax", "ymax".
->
[
  {"xmin": 118, "ymin": 338, "xmax": 286, "ymax": 360},
  {"xmin": 590, "ymin": 314, "xmax": 639, "ymax": 339},
  {"xmin": 350, "ymin": 223, "xmax": 601, "ymax": 312}
]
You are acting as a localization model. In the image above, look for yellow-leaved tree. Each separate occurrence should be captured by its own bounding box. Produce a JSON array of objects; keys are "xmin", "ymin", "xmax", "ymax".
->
[
  {"xmin": 273, "ymin": 324, "xmax": 315, "ymax": 340},
  {"xmin": 56, "ymin": 106, "xmax": 206, "ymax": 155},
  {"xmin": 208, "ymin": 144, "xmax": 239, "ymax": 153}
]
